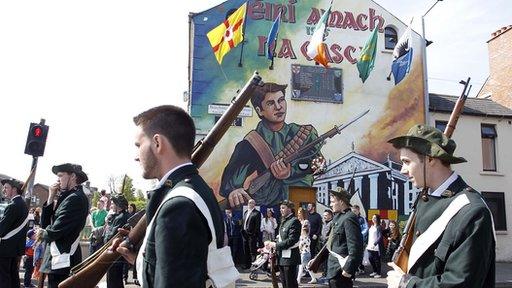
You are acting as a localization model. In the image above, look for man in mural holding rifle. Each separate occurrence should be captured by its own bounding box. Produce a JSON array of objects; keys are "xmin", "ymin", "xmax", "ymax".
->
[
  {"xmin": 386, "ymin": 125, "xmax": 495, "ymax": 288},
  {"xmin": 220, "ymin": 82, "xmax": 324, "ymax": 207}
]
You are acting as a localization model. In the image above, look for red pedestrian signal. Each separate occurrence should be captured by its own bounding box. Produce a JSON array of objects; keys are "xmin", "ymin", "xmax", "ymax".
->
[{"xmin": 24, "ymin": 123, "xmax": 49, "ymax": 157}]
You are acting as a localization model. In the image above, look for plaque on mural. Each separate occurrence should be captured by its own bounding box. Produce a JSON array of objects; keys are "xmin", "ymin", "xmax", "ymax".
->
[{"xmin": 290, "ymin": 64, "xmax": 343, "ymax": 103}]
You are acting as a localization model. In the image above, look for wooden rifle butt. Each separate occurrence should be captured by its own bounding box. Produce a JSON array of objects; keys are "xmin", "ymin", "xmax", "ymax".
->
[{"xmin": 308, "ymin": 244, "xmax": 328, "ymax": 273}]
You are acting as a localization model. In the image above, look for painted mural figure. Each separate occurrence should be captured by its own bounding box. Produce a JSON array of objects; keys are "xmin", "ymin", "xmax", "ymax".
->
[{"xmin": 220, "ymin": 82, "xmax": 324, "ymax": 207}]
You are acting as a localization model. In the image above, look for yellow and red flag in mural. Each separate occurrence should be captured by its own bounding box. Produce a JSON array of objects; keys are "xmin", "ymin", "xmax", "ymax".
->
[{"xmin": 207, "ymin": 3, "xmax": 247, "ymax": 64}]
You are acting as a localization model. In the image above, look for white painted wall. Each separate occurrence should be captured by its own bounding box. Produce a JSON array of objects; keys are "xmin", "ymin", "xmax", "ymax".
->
[{"xmin": 430, "ymin": 111, "xmax": 512, "ymax": 261}]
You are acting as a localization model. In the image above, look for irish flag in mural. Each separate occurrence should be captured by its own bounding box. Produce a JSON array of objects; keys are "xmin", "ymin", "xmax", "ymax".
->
[
  {"xmin": 306, "ymin": 1, "xmax": 332, "ymax": 67},
  {"xmin": 206, "ymin": 2, "xmax": 247, "ymax": 64}
]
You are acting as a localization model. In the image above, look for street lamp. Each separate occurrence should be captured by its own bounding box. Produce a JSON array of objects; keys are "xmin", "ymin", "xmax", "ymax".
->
[{"xmin": 421, "ymin": 0, "xmax": 443, "ymax": 125}]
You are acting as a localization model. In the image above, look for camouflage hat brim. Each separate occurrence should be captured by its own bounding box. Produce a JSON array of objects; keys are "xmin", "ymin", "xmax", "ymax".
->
[{"xmin": 388, "ymin": 135, "xmax": 467, "ymax": 164}]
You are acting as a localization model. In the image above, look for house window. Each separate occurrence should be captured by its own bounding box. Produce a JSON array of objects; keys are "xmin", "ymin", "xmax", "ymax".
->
[
  {"xmin": 384, "ymin": 26, "xmax": 398, "ymax": 50},
  {"xmin": 482, "ymin": 192, "xmax": 507, "ymax": 231},
  {"xmin": 481, "ymin": 124, "xmax": 497, "ymax": 171},
  {"xmin": 435, "ymin": 120, "xmax": 448, "ymax": 132}
]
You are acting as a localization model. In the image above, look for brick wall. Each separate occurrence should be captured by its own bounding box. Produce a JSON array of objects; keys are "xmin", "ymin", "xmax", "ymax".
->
[{"xmin": 478, "ymin": 25, "xmax": 512, "ymax": 109}]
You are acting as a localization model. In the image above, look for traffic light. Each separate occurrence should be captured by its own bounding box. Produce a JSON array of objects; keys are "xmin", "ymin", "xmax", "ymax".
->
[{"xmin": 24, "ymin": 123, "xmax": 49, "ymax": 157}]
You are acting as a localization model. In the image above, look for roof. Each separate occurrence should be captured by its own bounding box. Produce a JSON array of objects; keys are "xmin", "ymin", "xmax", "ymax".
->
[{"xmin": 429, "ymin": 94, "xmax": 512, "ymax": 118}]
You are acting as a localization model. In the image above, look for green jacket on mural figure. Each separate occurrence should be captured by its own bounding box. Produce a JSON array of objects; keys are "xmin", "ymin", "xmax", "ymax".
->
[
  {"xmin": 388, "ymin": 125, "xmax": 495, "ymax": 288},
  {"xmin": 220, "ymin": 82, "xmax": 322, "ymax": 207},
  {"xmin": 276, "ymin": 212, "xmax": 301, "ymax": 266},
  {"xmin": 326, "ymin": 208, "xmax": 363, "ymax": 279}
]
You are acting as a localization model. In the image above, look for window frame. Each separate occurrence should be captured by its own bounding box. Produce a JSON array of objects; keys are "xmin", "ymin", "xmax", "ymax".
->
[{"xmin": 481, "ymin": 191, "xmax": 507, "ymax": 231}]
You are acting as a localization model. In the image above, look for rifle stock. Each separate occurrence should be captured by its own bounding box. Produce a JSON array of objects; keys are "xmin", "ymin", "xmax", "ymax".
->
[
  {"xmin": 59, "ymin": 72, "xmax": 263, "ymax": 288},
  {"xmin": 392, "ymin": 78, "xmax": 471, "ymax": 273},
  {"xmin": 308, "ymin": 244, "xmax": 328, "ymax": 273},
  {"xmin": 269, "ymin": 247, "xmax": 279, "ymax": 288}
]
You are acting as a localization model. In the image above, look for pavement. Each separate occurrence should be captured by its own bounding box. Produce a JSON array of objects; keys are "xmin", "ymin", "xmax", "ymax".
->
[{"xmin": 19, "ymin": 262, "xmax": 512, "ymax": 287}]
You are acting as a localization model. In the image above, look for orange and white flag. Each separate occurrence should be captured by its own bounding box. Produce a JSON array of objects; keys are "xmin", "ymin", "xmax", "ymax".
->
[{"xmin": 306, "ymin": 1, "xmax": 332, "ymax": 67}]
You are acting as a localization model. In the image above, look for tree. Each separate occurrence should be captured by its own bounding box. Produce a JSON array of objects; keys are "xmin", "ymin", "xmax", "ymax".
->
[{"xmin": 120, "ymin": 174, "xmax": 136, "ymax": 202}]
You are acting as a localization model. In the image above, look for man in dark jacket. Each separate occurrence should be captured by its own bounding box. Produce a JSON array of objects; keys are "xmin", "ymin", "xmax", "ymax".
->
[
  {"xmin": 242, "ymin": 199, "xmax": 261, "ymax": 268},
  {"xmin": 40, "ymin": 163, "xmax": 89, "ymax": 288},
  {"xmin": 324, "ymin": 188, "xmax": 363, "ymax": 288},
  {"xmin": 0, "ymin": 178, "xmax": 29, "ymax": 288},
  {"xmin": 307, "ymin": 202, "xmax": 322, "ymax": 257},
  {"xmin": 266, "ymin": 200, "xmax": 301, "ymax": 288},
  {"xmin": 104, "ymin": 194, "xmax": 130, "ymax": 288},
  {"xmin": 386, "ymin": 125, "xmax": 495, "ymax": 288},
  {"xmin": 116, "ymin": 105, "xmax": 225, "ymax": 288}
]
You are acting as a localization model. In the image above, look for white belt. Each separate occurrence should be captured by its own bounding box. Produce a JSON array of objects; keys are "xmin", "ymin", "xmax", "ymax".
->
[
  {"xmin": 0, "ymin": 216, "xmax": 29, "ymax": 243},
  {"xmin": 50, "ymin": 235, "xmax": 81, "ymax": 270}
]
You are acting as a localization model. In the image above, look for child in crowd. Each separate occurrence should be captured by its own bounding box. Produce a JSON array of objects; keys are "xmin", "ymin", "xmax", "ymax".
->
[
  {"xmin": 24, "ymin": 229, "xmax": 36, "ymax": 287},
  {"xmin": 32, "ymin": 228, "xmax": 45, "ymax": 281},
  {"xmin": 297, "ymin": 220, "xmax": 317, "ymax": 284}
]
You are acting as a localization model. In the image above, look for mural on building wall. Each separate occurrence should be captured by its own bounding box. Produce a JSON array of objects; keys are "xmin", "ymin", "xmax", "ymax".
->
[{"xmin": 189, "ymin": 0, "xmax": 426, "ymax": 217}]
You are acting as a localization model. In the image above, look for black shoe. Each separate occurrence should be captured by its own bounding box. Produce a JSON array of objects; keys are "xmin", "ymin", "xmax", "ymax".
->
[{"xmin": 133, "ymin": 279, "xmax": 140, "ymax": 286}]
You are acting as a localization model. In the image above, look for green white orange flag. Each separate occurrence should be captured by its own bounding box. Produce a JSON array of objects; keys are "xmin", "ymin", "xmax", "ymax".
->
[
  {"xmin": 306, "ymin": 1, "xmax": 332, "ymax": 67},
  {"xmin": 207, "ymin": 3, "xmax": 247, "ymax": 64}
]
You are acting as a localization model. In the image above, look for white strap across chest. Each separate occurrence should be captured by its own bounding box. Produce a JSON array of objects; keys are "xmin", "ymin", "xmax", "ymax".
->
[{"xmin": 407, "ymin": 194, "xmax": 470, "ymax": 272}]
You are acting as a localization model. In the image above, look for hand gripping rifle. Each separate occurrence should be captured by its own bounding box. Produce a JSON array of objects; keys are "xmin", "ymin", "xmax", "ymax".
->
[
  {"xmin": 246, "ymin": 109, "xmax": 370, "ymax": 196},
  {"xmin": 392, "ymin": 77, "xmax": 471, "ymax": 273},
  {"xmin": 58, "ymin": 72, "xmax": 263, "ymax": 288}
]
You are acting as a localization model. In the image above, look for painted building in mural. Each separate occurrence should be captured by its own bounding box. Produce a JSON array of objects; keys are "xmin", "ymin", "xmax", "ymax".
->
[{"xmin": 188, "ymin": 0, "xmax": 427, "ymax": 217}]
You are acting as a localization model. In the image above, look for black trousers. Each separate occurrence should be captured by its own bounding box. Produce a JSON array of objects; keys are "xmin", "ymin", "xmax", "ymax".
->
[
  {"xmin": 310, "ymin": 237, "xmax": 319, "ymax": 258},
  {"xmin": 328, "ymin": 271, "xmax": 353, "ymax": 288},
  {"xmin": 0, "ymin": 257, "xmax": 20, "ymax": 288},
  {"xmin": 278, "ymin": 265, "xmax": 298, "ymax": 288},
  {"xmin": 48, "ymin": 273, "xmax": 69, "ymax": 288},
  {"xmin": 368, "ymin": 250, "xmax": 381, "ymax": 274},
  {"xmin": 243, "ymin": 235, "xmax": 258, "ymax": 267},
  {"xmin": 24, "ymin": 256, "xmax": 34, "ymax": 286},
  {"xmin": 107, "ymin": 261, "xmax": 125, "ymax": 288}
]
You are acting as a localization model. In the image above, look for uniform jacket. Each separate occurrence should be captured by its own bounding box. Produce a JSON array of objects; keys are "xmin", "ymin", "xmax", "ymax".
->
[
  {"xmin": 402, "ymin": 176, "xmax": 496, "ymax": 288},
  {"xmin": 242, "ymin": 209, "xmax": 261, "ymax": 238},
  {"xmin": 40, "ymin": 186, "xmax": 89, "ymax": 275},
  {"xmin": 141, "ymin": 164, "xmax": 225, "ymax": 288},
  {"xmin": 0, "ymin": 195, "xmax": 29, "ymax": 257},
  {"xmin": 276, "ymin": 213, "xmax": 301, "ymax": 266},
  {"xmin": 326, "ymin": 209, "xmax": 363, "ymax": 279}
]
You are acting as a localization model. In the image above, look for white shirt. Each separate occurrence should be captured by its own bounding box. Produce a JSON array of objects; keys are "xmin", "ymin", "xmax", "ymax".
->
[
  {"xmin": 430, "ymin": 172, "xmax": 458, "ymax": 197},
  {"xmin": 261, "ymin": 217, "xmax": 277, "ymax": 233},
  {"xmin": 244, "ymin": 208, "xmax": 254, "ymax": 230},
  {"xmin": 155, "ymin": 162, "xmax": 193, "ymax": 189}
]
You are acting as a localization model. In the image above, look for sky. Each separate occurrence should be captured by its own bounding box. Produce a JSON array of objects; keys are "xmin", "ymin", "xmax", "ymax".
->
[{"xmin": 0, "ymin": 0, "xmax": 510, "ymax": 194}]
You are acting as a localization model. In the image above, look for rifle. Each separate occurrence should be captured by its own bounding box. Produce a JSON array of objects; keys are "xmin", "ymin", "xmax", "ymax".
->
[
  {"xmin": 269, "ymin": 247, "xmax": 279, "ymax": 288},
  {"xmin": 392, "ymin": 78, "xmax": 471, "ymax": 273},
  {"xmin": 246, "ymin": 109, "xmax": 370, "ymax": 195},
  {"xmin": 58, "ymin": 72, "xmax": 263, "ymax": 288}
]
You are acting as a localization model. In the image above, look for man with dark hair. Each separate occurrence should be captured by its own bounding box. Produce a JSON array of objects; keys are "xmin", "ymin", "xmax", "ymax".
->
[
  {"xmin": 116, "ymin": 105, "xmax": 225, "ymax": 287},
  {"xmin": 0, "ymin": 178, "xmax": 28, "ymax": 288},
  {"xmin": 386, "ymin": 125, "xmax": 495, "ymax": 288},
  {"xmin": 40, "ymin": 163, "xmax": 89, "ymax": 288},
  {"xmin": 318, "ymin": 188, "xmax": 363, "ymax": 288},
  {"xmin": 265, "ymin": 200, "xmax": 301, "ymax": 288},
  {"xmin": 307, "ymin": 202, "xmax": 322, "ymax": 258},
  {"xmin": 220, "ymin": 82, "xmax": 323, "ymax": 207}
]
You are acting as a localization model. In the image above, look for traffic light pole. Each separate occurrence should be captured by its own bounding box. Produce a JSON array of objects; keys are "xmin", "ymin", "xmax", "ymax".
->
[{"xmin": 25, "ymin": 118, "xmax": 45, "ymax": 209}]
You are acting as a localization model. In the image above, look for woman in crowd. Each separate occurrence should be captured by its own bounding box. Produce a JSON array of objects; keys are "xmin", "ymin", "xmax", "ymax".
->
[
  {"xmin": 297, "ymin": 220, "xmax": 317, "ymax": 284},
  {"xmin": 384, "ymin": 220, "xmax": 401, "ymax": 262},
  {"xmin": 366, "ymin": 214, "xmax": 382, "ymax": 278},
  {"xmin": 297, "ymin": 207, "xmax": 308, "ymax": 225},
  {"xmin": 260, "ymin": 208, "xmax": 277, "ymax": 242}
]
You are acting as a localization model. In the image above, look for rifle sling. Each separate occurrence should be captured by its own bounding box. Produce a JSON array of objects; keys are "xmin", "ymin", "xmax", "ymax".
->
[{"xmin": 244, "ymin": 125, "xmax": 313, "ymax": 168}]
